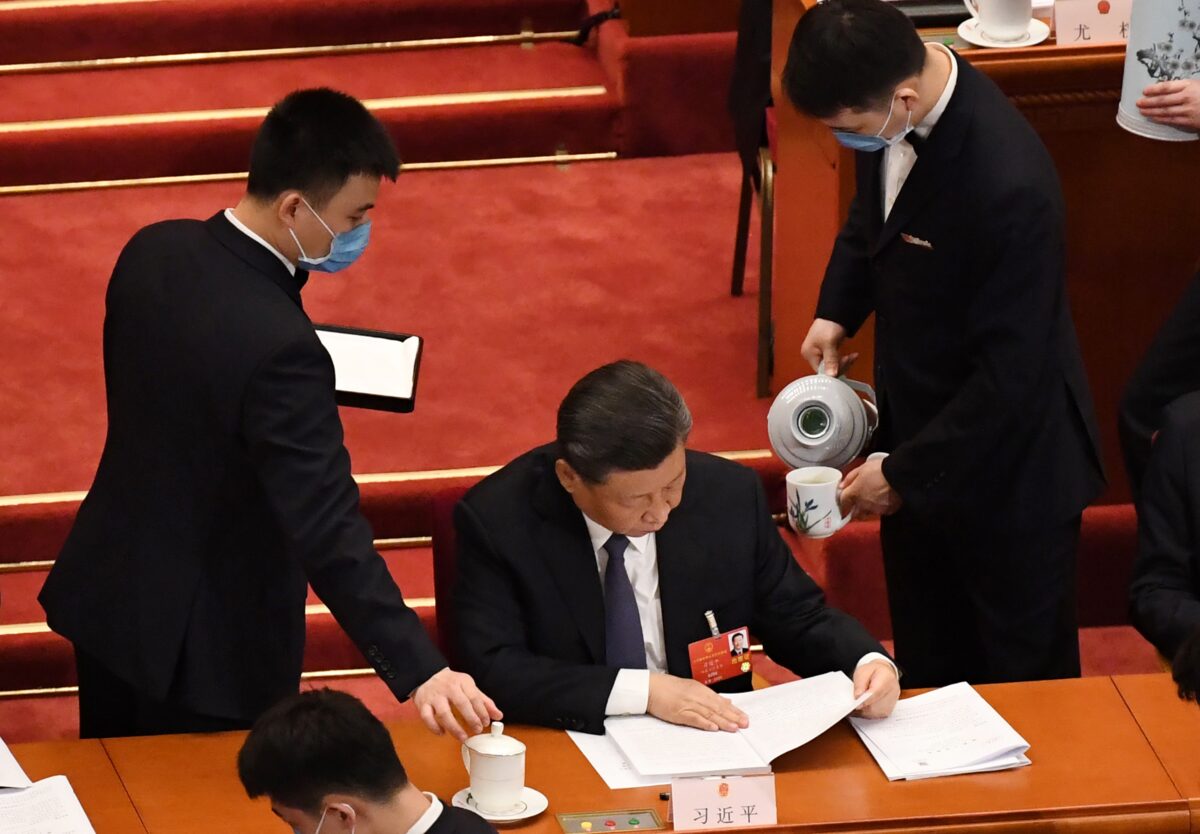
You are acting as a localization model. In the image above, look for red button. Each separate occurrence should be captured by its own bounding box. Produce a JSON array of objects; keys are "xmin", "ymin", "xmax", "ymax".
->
[{"xmin": 605, "ymin": 821, "xmax": 617, "ymax": 828}]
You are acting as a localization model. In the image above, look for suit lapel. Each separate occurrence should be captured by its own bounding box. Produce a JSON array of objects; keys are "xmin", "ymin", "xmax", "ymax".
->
[
  {"xmin": 870, "ymin": 51, "xmax": 974, "ymax": 256},
  {"xmin": 654, "ymin": 490, "xmax": 713, "ymax": 678},
  {"xmin": 205, "ymin": 212, "xmax": 309, "ymax": 308},
  {"xmin": 532, "ymin": 466, "xmax": 607, "ymax": 664}
]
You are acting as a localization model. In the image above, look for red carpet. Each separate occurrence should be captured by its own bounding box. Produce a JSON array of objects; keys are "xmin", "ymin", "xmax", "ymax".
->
[
  {"xmin": 0, "ymin": 153, "xmax": 766, "ymax": 497},
  {"xmin": 0, "ymin": 0, "xmax": 589, "ymax": 64}
]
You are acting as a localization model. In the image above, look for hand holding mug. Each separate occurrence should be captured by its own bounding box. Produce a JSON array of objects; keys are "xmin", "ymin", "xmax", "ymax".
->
[{"xmin": 839, "ymin": 456, "xmax": 902, "ymax": 518}]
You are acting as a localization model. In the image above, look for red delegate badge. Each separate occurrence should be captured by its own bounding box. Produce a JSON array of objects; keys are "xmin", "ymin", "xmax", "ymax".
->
[{"xmin": 687, "ymin": 627, "xmax": 752, "ymax": 685}]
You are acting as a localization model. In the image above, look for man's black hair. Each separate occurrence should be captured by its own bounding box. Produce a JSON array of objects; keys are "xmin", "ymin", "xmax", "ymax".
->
[
  {"xmin": 237, "ymin": 689, "xmax": 408, "ymax": 815},
  {"xmin": 557, "ymin": 360, "xmax": 692, "ymax": 484},
  {"xmin": 1174, "ymin": 627, "xmax": 1200, "ymax": 703},
  {"xmin": 246, "ymin": 88, "xmax": 400, "ymax": 207},
  {"xmin": 783, "ymin": 0, "xmax": 928, "ymax": 118}
]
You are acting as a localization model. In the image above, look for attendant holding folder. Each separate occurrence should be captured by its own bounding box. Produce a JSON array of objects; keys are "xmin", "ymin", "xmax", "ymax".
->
[
  {"xmin": 453, "ymin": 361, "xmax": 898, "ymax": 735},
  {"xmin": 40, "ymin": 88, "xmax": 498, "ymax": 739}
]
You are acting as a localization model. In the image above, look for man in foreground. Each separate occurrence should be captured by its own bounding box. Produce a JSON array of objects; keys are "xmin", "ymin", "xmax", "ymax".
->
[{"xmin": 239, "ymin": 689, "xmax": 496, "ymax": 834}]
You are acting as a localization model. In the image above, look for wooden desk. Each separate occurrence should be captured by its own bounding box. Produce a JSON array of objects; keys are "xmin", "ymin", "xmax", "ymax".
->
[
  {"xmin": 11, "ymin": 739, "xmax": 147, "ymax": 833},
  {"xmin": 1114, "ymin": 673, "xmax": 1200, "ymax": 831},
  {"xmin": 770, "ymin": 0, "xmax": 1200, "ymax": 503},
  {"xmin": 101, "ymin": 677, "xmax": 1190, "ymax": 833}
]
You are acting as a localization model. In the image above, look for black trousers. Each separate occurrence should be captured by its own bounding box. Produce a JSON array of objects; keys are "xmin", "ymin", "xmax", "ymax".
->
[
  {"xmin": 75, "ymin": 647, "xmax": 252, "ymax": 739},
  {"xmin": 880, "ymin": 512, "xmax": 1082, "ymax": 689},
  {"xmin": 1119, "ymin": 270, "xmax": 1200, "ymax": 505}
]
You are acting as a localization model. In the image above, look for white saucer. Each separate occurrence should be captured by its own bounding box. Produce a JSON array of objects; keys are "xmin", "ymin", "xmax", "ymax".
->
[
  {"xmin": 451, "ymin": 787, "xmax": 548, "ymax": 823},
  {"xmin": 957, "ymin": 17, "xmax": 1050, "ymax": 49}
]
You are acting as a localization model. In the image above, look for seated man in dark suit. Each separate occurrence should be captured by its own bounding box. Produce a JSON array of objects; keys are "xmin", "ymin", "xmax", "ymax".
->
[
  {"xmin": 454, "ymin": 360, "xmax": 899, "ymax": 734},
  {"xmin": 238, "ymin": 689, "xmax": 496, "ymax": 834},
  {"xmin": 1130, "ymin": 392, "xmax": 1200, "ymax": 701}
]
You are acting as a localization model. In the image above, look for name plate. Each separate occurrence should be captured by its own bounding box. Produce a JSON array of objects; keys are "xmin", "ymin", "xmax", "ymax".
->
[
  {"xmin": 1055, "ymin": 0, "xmax": 1132, "ymax": 45},
  {"xmin": 670, "ymin": 775, "xmax": 777, "ymax": 831}
]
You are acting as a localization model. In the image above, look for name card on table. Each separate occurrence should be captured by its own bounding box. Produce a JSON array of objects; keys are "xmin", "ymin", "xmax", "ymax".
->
[
  {"xmin": 670, "ymin": 774, "xmax": 777, "ymax": 831},
  {"xmin": 1056, "ymin": 0, "xmax": 1133, "ymax": 45}
]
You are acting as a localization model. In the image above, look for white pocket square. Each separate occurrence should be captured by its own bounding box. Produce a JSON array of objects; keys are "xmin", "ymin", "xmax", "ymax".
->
[{"xmin": 901, "ymin": 233, "xmax": 934, "ymax": 251}]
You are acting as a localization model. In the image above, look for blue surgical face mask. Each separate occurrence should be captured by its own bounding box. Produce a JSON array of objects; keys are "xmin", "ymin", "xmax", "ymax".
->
[
  {"xmin": 290, "ymin": 197, "xmax": 371, "ymax": 273},
  {"xmin": 832, "ymin": 94, "xmax": 913, "ymax": 152}
]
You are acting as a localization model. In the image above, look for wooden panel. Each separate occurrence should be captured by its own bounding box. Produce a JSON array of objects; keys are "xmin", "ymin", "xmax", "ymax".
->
[
  {"xmin": 769, "ymin": 1, "xmax": 1200, "ymax": 502},
  {"xmin": 12, "ymin": 738, "xmax": 147, "ymax": 833},
  {"xmin": 620, "ymin": 0, "xmax": 742, "ymax": 36},
  {"xmin": 100, "ymin": 677, "xmax": 1187, "ymax": 833},
  {"xmin": 1115, "ymin": 673, "xmax": 1200, "ymax": 832}
]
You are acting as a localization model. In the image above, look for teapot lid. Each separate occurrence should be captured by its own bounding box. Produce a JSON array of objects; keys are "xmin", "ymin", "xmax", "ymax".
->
[
  {"xmin": 465, "ymin": 722, "xmax": 524, "ymax": 755},
  {"xmin": 767, "ymin": 372, "xmax": 875, "ymax": 470}
]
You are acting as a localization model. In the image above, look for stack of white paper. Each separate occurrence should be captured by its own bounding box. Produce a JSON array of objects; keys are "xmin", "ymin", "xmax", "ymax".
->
[
  {"xmin": 577, "ymin": 672, "xmax": 867, "ymax": 784},
  {"xmin": 315, "ymin": 329, "xmax": 420, "ymax": 399},
  {"xmin": 0, "ymin": 737, "xmax": 96, "ymax": 833},
  {"xmin": 850, "ymin": 682, "xmax": 1030, "ymax": 781}
]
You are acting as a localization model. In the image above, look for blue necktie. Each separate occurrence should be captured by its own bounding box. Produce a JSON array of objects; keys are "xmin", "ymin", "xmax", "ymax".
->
[{"xmin": 603, "ymin": 534, "xmax": 647, "ymax": 669}]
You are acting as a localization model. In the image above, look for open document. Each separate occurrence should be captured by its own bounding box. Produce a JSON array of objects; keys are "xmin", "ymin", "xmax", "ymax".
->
[
  {"xmin": 0, "ymin": 736, "xmax": 31, "ymax": 789},
  {"xmin": 601, "ymin": 672, "xmax": 868, "ymax": 779},
  {"xmin": 850, "ymin": 682, "xmax": 1030, "ymax": 781},
  {"xmin": 314, "ymin": 325, "xmax": 422, "ymax": 413},
  {"xmin": 0, "ymin": 775, "xmax": 96, "ymax": 834}
]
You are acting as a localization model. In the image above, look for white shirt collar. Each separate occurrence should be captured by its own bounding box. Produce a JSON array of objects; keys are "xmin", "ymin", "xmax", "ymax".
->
[
  {"xmin": 914, "ymin": 43, "xmax": 959, "ymax": 140},
  {"xmin": 223, "ymin": 208, "xmax": 297, "ymax": 276},
  {"xmin": 405, "ymin": 792, "xmax": 444, "ymax": 834},
  {"xmin": 582, "ymin": 513, "xmax": 651, "ymax": 556}
]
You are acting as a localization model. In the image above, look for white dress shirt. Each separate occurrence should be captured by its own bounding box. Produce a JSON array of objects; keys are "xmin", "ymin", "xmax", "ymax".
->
[
  {"xmin": 223, "ymin": 208, "xmax": 297, "ymax": 275},
  {"xmin": 881, "ymin": 43, "xmax": 959, "ymax": 220},
  {"xmin": 584, "ymin": 513, "xmax": 898, "ymax": 716},
  {"xmin": 406, "ymin": 792, "xmax": 444, "ymax": 834}
]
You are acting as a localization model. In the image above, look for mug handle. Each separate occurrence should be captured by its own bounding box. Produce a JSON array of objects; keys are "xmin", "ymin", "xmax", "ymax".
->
[
  {"xmin": 963, "ymin": 0, "xmax": 980, "ymax": 17},
  {"xmin": 462, "ymin": 745, "xmax": 471, "ymax": 775},
  {"xmin": 833, "ymin": 489, "xmax": 856, "ymax": 531}
]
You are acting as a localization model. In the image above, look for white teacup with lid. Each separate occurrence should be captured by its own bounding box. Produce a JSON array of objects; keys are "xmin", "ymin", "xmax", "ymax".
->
[{"xmin": 462, "ymin": 721, "xmax": 526, "ymax": 816}]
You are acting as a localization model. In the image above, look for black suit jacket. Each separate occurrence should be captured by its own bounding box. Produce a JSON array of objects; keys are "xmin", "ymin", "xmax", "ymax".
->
[
  {"xmin": 1130, "ymin": 392, "xmax": 1200, "ymax": 659},
  {"xmin": 430, "ymin": 804, "xmax": 497, "ymax": 834},
  {"xmin": 453, "ymin": 445, "xmax": 887, "ymax": 734},
  {"xmin": 39, "ymin": 212, "xmax": 445, "ymax": 721},
  {"xmin": 817, "ymin": 51, "xmax": 1104, "ymax": 530}
]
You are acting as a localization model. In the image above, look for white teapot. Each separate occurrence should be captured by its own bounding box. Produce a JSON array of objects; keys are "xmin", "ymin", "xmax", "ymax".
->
[{"xmin": 767, "ymin": 371, "xmax": 879, "ymax": 470}]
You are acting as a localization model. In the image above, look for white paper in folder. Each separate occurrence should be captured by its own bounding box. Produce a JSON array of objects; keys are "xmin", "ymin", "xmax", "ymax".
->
[{"xmin": 315, "ymin": 329, "xmax": 420, "ymax": 399}]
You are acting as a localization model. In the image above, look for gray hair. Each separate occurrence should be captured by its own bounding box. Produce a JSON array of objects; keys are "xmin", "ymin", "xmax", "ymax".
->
[{"xmin": 556, "ymin": 360, "xmax": 693, "ymax": 483}]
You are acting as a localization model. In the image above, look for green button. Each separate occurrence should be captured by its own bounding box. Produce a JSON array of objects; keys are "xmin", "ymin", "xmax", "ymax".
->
[{"xmin": 628, "ymin": 820, "xmax": 641, "ymax": 827}]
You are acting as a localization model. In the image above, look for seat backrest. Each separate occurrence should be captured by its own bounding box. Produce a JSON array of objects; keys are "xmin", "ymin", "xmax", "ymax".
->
[
  {"xmin": 431, "ymin": 485, "xmax": 472, "ymax": 667},
  {"xmin": 1077, "ymin": 503, "xmax": 1138, "ymax": 628}
]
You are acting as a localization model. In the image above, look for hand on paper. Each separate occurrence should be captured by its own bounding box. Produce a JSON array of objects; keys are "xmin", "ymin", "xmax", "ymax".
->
[
  {"xmin": 647, "ymin": 673, "xmax": 750, "ymax": 732},
  {"xmin": 1138, "ymin": 80, "xmax": 1200, "ymax": 131},
  {"xmin": 801, "ymin": 318, "xmax": 858, "ymax": 377},
  {"xmin": 839, "ymin": 457, "xmax": 902, "ymax": 518},
  {"xmin": 852, "ymin": 660, "xmax": 900, "ymax": 719},
  {"xmin": 413, "ymin": 667, "xmax": 503, "ymax": 742}
]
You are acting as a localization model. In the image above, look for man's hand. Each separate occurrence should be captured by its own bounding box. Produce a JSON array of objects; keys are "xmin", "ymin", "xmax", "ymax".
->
[
  {"xmin": 413, "ymin": 667, "xmax": 503, "ymax": 742},
  {"xmin": 1138, "ymin": 80, "xmax": 1200, "ymax": 131},
  {"xmin": 647, "ymin": 674, "xmax": 749, "ymax": 732},
  {"xmin": 839, "ymin": 456, "xmax": 902, "ymax": 517},
  {"xmin": 801, "ymin": 318, "xmax": 858, "ymax": 376},
  {"xmin": 853, "ymin": 660, "xmax": 901, "ymax": 719}
]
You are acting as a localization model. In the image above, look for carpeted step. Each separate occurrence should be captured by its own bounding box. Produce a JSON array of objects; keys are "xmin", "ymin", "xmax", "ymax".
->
[
  {"xmin": 0, "ymin": 0, "xmax": 589, "ymax": 65},
  {"xmin": 0, "ymin": 43, "xmax": 620, "ymax": 187}
]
